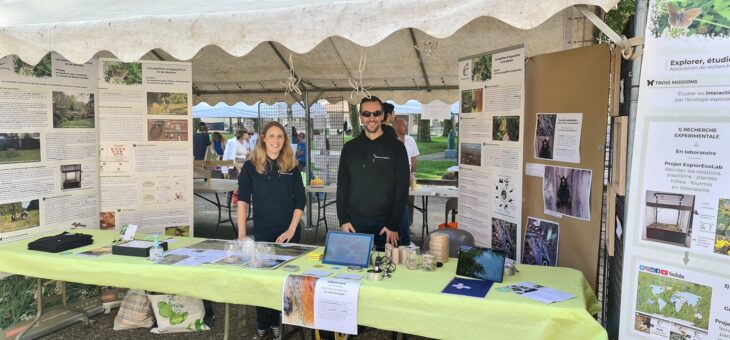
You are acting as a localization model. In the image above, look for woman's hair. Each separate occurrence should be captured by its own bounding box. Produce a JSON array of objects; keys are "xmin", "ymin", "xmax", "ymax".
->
[
  {"xmin": 235, "ymin": 128, "xmax": 247, "ymax": 140},
  {"xmin": 250, "ymin": 121, "xmax": 297, "ymax": 174},
  {"xmin": 211, "ymin": 132, "xmax": 223, "ymax": 142}
]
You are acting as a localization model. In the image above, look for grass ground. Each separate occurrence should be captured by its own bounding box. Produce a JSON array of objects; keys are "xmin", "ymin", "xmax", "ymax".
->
[
  {"xmin": 0, "ymin": 210, "xmax": 40, "ymax": 233},
  {"xmin": 56, "ymin": 118, "xmax": 94, "ymax": 128},
  {"xmin": 416, "ymin": 160, "xmax": 454, "ymax": 180},
  {"xmin": 416, "ymin": 136, "xmax": 448, "ymax": 155},
  {"xmin": 0, "ymin": 149, "xmax": 41, "ymax": 164}
]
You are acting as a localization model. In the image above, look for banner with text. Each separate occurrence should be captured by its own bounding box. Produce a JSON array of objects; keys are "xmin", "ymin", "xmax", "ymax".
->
[
  {"xmin": 619, "ymin": 1, "xmax": 730, "ymax": 339},
  {"xmin": 457, "ymin": 46, "xmax": 525, "ymax": 261},
  {"xmin": 0, "ymin": 53, "xmax": 99, "ymax": 243},
  {"xmin": 98, "ymin": 59, "xmax": 194, "ymax": 237}
]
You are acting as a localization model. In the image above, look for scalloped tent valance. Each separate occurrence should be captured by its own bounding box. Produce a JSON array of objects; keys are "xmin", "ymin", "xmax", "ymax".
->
[{"xmin": 0, "ymin": 0, "xmax": 619, "ymax": 105}]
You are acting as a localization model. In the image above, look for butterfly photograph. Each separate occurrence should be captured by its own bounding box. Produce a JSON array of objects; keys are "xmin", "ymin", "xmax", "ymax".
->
[{"xmin": 652, "ymin": 0, "xmax": 730, "ymax": 38}]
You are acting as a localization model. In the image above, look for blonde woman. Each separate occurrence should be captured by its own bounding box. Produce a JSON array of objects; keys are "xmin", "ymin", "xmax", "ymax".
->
[{"xmin": 236, "ymin": 121, "xmax": 305, "ymax": 339}]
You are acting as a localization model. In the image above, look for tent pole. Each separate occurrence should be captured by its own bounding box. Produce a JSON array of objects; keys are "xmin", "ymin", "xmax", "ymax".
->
[
  {"xmin": 625, "ymin": 0, "xmax": 648, "ymax": 211},
  {"xmin": 304, "ymin": 90, "xmax": 314, "ymax": 232}
]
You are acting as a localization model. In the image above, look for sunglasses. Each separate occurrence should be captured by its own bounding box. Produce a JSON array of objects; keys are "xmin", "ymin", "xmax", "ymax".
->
[{"xmin": 360, "ymin": 110, "xmax": 383, "ymax": 118}]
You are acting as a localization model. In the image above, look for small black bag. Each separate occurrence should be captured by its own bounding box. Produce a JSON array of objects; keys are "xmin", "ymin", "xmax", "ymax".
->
[{"xmin": 27, "ymin": 232, "xmax": 93, "ymax": 253}]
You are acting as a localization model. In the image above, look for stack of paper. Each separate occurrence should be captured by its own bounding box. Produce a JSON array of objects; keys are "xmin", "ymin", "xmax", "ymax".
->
[{"xmin": 505, "ymin": 282, "xmax": 575, "ymax": 304}]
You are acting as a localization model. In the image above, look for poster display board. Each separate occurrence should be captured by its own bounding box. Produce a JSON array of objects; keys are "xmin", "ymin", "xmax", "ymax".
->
[
  {"xmin": 98, "ymin": 59, "xmax": 194, "ymax": 236},
  {"xmin": 457, "ymin": 46, "xmax": 525, "ymax": 261},
  {"xmin": 522, "ymin": 44, "xmax": 616, "ymax": 291},
  {"xmin": 0, "ymin": 56, "xmax": 193, "ymax": 244},
  {"xmin": 0, "ymin": 53, "xmax": 99, "ymax": 244},
  {"xmin": 619, "ymin": 0, "xmax": 730, "ymax": 338}
]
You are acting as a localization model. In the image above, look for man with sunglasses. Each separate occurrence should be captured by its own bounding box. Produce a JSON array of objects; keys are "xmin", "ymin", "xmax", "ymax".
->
[{"xmin": 337, "ymin": 96, "xmax": 410, "ymax": 249}]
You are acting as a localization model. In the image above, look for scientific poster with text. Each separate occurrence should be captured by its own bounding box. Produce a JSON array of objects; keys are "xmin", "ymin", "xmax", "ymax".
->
[
  {"xmin": 457, "ymin": 46, "xmax": 524, "ymax": 261},
  {"xmin": 98, "ymin": 59, "xmax": 193, "ymax": 237},
  {"xmin": 0, "ymin": 53, "xmax": 99, "ymax": 244},
  {"xmin": 620, "ymin": 0, "xmax": 730, "ymax": 338}
]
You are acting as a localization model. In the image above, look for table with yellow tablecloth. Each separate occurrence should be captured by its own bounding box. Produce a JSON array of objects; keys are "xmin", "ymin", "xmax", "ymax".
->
[{"xmin": 0, "ymin": 230, "xmax": 607, "ymax": 340}]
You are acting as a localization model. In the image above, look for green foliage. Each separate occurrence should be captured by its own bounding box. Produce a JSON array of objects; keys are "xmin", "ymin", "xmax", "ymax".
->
[
  {"xmin": 650, "ymin": 0, "xmax": 730, "ymax": 38},
  {"xmin": 0, "ymin": 278, "xmax": 98, "ymax": 331},
  {"xmin": 604, "ymin": 0, "xmax": 637, "ymax": 38},
  {"xmin": 103, "ymin": 61, "xmax": 143, "ymax": 85},
  {"xmin": 471, "ymin": 55, "xmax": 492, "ymax": 82},
  {"xmin": 635, "ymin": 271, "xmax": 712, "ymax": 330},
  {"xmin": 13, "ymin": 54, "xmax": 52, "ymax": 78},
  {"xmin": 456, "ymin": 247, "xmax": 487, "ymax": 278}
]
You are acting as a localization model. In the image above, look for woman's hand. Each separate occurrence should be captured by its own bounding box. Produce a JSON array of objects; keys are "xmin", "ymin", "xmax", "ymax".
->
[{"xmin": 276, "ymin": 228, "xmax": 296, "ymax": 243}]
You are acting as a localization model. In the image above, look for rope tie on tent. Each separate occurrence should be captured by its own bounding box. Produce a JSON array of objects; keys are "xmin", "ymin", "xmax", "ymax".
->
[
  {"xmin": 414, "ymin": 36, "xmax": 438, "ymax": 59},
  {"xmin": 348, "ymin": 52, "xmax": 371, "ymax": 100},
  {"xmin": 281, "ymin": 54, "xmax": 302, "ymax": 97}
]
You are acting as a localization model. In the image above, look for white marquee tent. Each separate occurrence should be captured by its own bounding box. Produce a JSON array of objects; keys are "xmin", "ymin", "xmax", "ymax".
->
[{"xmin": 0, "ymin": 0, "xmax": 621, "ymax": 106}]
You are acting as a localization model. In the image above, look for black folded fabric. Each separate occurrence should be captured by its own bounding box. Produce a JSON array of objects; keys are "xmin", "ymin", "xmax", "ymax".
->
[{"xmin": 27, "ymin": 232, "xmax": 93, "ymax": 253}]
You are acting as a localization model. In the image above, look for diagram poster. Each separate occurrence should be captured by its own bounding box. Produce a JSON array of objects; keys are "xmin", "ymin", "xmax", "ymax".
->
[
  {"xmin": 620, "ymin": 0, "xmax": 730, "ymax": 338},
  {"xmin": 457, "ymin": 46, "xmax": 524, "ymax": 261},
  {"xmin": 0, "ymin": 53, "xmax": 99, "ymax": 244},
  {"xmin": 98, "ymin": 59, "xmax": 193, "ymax": 236}
]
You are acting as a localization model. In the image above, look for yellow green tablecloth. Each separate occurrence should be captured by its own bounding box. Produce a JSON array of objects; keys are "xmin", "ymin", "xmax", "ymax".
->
[{"xmin": 0, "ymin": 230, "xmax": 607, "ymax": 340}]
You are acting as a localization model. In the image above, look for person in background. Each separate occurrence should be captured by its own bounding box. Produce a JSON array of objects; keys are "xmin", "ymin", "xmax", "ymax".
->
[
  {"xmin": 291, "ymin": 126, "xmax": 299, "ymax": 144},
  {"xmin": 222, "ymin": 128, "xmax": 249, "ymax": 178},
  {"xmin": 235, "ymin": 128, "xmax": 251, "ymax": 164},
  {"xmin": 193, "ymin": 122, "xmax": 210, "ymax": 160},
  {"xmin": 296, "ymin": 132, "xmax": 307, "ymax": 170},
  {"xmin": 237, "ymin": 121, "xmax": 305, "ymax": 340},
  {"xmin": 210, "ymin": 132, "xmax": 225, "ymax": 160},
  {"xmin": 395, "ymin": 117, "xmax": 420, "ymax": 245},
  {"xmin": 337, "ymin": 96, "xmax": 409, "ymax": 250},
  {"xmin": 249, "ymin": 130, "xmax": 259, "ymax": 150},
  {"xmin": 381, "ymin": 102, "xmax": 397, "ymax": 138}
]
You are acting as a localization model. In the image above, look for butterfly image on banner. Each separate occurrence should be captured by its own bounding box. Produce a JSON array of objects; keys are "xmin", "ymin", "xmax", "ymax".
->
[
  {"xmin": 667, "ymin": 4, "xmax": 701, "ymax": 29},
  {"xmin": 349, "ymin": 51, "xmax": 371, "ymax": 100},
  {"xmin": 281, "ymin": 54, "xmax": 302, "ymax": 97}
]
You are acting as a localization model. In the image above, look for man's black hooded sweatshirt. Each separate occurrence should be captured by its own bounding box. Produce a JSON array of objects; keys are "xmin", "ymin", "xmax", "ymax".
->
[{"xmin": 336, "ymin": 131, "xmax": 410, "ymax": 231}]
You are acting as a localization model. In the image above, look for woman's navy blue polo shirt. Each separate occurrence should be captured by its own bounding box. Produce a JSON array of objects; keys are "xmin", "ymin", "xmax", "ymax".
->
[{"xmin": 237, "ymin": 159, "xmax": 305, "ymax": 237}]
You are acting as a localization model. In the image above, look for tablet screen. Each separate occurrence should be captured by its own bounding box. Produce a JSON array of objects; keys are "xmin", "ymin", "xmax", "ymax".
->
[
  {"xmin": 456, "ymin": 245, "xmax": 505, "ymax": 283},
  {"xmin": 322, "ymin": 231, "xmax": 374, "ymax": 268}
]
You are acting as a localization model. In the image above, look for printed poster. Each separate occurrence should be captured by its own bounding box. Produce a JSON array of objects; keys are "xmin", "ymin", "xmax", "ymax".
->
[
  {"xmin": 630, "ymin": 262, "xmax": 730, "ymax": 340},
  {"xmin": 620, "ymin": 0, "xmax": 730, "ymax": 338},
  {"xmin": 457, "ymin": 46, "xmax": 525, "ymax": 261},
  {"xmin": 534, "ymin": 113, "xmax": 582, "ymax": 163},
  {"xmin": 0, "ymin": 53, "xmax": 99, "ymax": 243},
  {"xmin": 282, "ymin": 275, "xmax": 360, "ymax": 335},
  {"xmin": 98, "ymin": 59, "xmax": 194, "ymax": 236}
]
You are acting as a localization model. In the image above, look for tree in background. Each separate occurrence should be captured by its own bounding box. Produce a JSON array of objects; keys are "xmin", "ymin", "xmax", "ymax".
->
[
  {"xmin": 442, "ymin": 118, "xmax": 454, "ymax": 137},
  {"xmin": 348, "ymin": 103, "xmax": 361, "ymax": 138},
  {"xmin": 417, "ymin": 116, "xmax": 431, "ymax": 142}
]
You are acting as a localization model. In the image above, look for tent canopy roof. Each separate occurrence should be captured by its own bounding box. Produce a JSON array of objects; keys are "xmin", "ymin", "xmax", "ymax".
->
[{"xmin": 0, "ymin": 0, "xmax": 619, "ymax": 105}]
